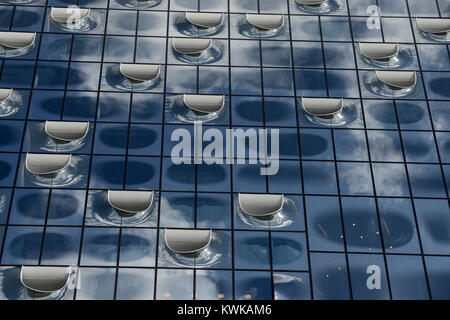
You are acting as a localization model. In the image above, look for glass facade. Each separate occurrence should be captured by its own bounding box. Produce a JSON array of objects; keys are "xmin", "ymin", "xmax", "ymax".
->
[{"xmin": 0, "ymin": 0, "xmax": 449, "ymax": 300}]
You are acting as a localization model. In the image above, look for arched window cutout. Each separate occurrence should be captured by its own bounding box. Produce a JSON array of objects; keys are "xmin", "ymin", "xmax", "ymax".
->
[
  {"xmin": 238, "ymin": 193, "xmax": 283, "ymax": 217},
  {"xmin": 20, "ymin": 266, "xmax": 70, "ymax": 293},
  {"xmin": 50, "ymin": 7, "xmax": 91, "ymax": 24},
  {"xmin": 173, "ymin": 38, "xmax": 212, "ymax": 55},
  {"xmin": 186, "ymin": 12, "xmax": 224, "ymax": 28},
  {"xmin": 246, "ymin": 14, "xmax": 284, "ymax": 30},
  {"xmin": 0, "ymin": 88, "xmax": 13, "ymax": 103},
  {"xmin": 417, "ymin": 18, "xmax": 450, "ymax": 34},
  {"xmin": 183, "ymin": 94, "xmax": 224, "ymax": 113},
  {"xmin": 107, "ymin": 190, "xmax": 154, "ymax": 214},
  {"xmin": 119, "ymin": 63, "xmax": 161, "ymax": 82},
  {"xmin": 295, "ymin": 0, "xmax": 325, "ymax": 5},
  {"xmin": 376, "ymin": 70, "xmax": 417, "ymax": 89},
  {"xmin": 165, "ymin": 229, "xmax": 212, "ymax": 254},
  {"xmin": 0, "ymin": 31, "xmax": 36, "ymax": 49},
  {"xmin": 359, "ymin": 43, "xmax": 399, "ymax": 60},
  {"xmin": 26, "ymin": 153, "xmax": 71, "ymax": 175},
  {"xmin": 302, "ymin": 97, "xmax": 344, "ymax": 116},
  {"xmin": 45, "ymin": 121, "xmax": 89, "ymax": 142}
]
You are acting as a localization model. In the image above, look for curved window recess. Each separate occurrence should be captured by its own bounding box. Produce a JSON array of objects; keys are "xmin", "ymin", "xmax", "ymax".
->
[
  {"xmin": 0, "ymin": 88, "xmax": 13, "ymax": 104},
  {"xmin": 246, "ymin": 14, "xmax": 284, "ymax": 30},
  {"xmin": 107, "ymin": 190, "xmax": 154, "ymax": 214},
  {"xmin": 238, "ymin": 193, "xmax": 284, "ymax": 217},
  {"xmin": 25, "ymin": 153, "xmax": 71, "ymax": 175},
  {"xmin": 185, "ymin": 12, "xmax": 224, "ymax": 29},
  {"xmin": 165, "ymin": 229, "xmax": 212, "ymax": 254},
  {"xmin": 183, "ymin": 94, "xmax": 225, "ymax": 114},
  {"xmin": 375, "ymin": 70, "xmax": 417, "ymax": 89},
  {"xmin": 20, "ymin": 266, "xmax": 70, "ymax": 293},
  {"xmin": 301, "ymin": 97, "xmax": 344, "ymax": 117},
  {"xmin": 416, "ymin": 18, "xmax": 450, "ymax": 35},
  {"xmin": 45, "ymin": 121, "xmax": 89, "ymax": 142},
  {"xmin": 359, "ymin": 42, "xmax": 399, "ymax": 60},
  {"xmin": 0, "ymin": 31, "xmax": 36, "ymax": 50},
  {"xmin": 173, "ymin": 37, "xmax": 212, "ymax": 55},
  {"xmin": 294, "ymin": 0, "xmax": 325, "ymax": 5},
  {"xmin": 119, "ymin": 63, "xmax": 161, "ymax": 82},
  {"xmin": 50, "ymin": 7, "xmax": 91, "ymax": 24}
]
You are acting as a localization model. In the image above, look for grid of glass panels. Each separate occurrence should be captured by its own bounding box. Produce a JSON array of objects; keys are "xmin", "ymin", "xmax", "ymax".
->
[{"xmin": 0, "ymin": 0, "xmax": 449, "ymax": 300}]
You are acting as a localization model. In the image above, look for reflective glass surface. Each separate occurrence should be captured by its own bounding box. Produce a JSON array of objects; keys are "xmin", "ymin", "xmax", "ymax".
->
[{"xmin": 0, "ymin": 0, "xmax": 448, "ymax": 301}]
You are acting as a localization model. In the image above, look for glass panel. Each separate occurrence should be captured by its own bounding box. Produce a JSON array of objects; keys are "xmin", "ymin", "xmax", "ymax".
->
[
  {"xmin": 271, "ymin": 232, "xmax": 308, "ymax": 271},
  {"xmin": 310, "ymin": 252, "xmax": 350, "ymax": 300},
  {"xmin": 155, "ymin": 269, "xmax": 193, "ymax": 300},
  {"xmin": 196, "ymin": 270, "xmax": 233, "ymax": 300},
  {"xmin": 0, "ymin": 0, "xmax": 447, "ymax": 301},
  {"xmin": 348, "ymin": 254, "xmax": 390, "ymax": 300},
  {"xmin": 414, "ymin": 199, "xmax": 450, "ymax": 255},
  {"xmin": 425, "ymin": 256, "xmax": 450, "ymax": 300},
  {"xmin": 234, "ymin": 231, "xmax": 270, "ymax": 270},
  {"xmin": 41, "ymin": 227, "xmax": 81, "ymax": 265},
  {"xmin": 1, "ymin": 226, "xmax": 43, "ymax": 265},
  {"xmin": 76, "ymin": 267, "xmax": 116, "ymax": 300},
  {"xmin": 234, "ymin": 270, "xmax": 272, "ymax": 300},
  {"xmin": 273, "ymin": 272, "xmax": 311, "ymax": 300},
  {"xmin": 386, "ymin": 255, "xmax": 429, "ymax": 300},
  {"xmin": 80, "ymin": 227, "xmax": 119, "ymax": 266},
  {"xmin": 305, "ymin": 196, "xmax": 344, "ymax": 252},
  {"xmin": 116, "ymin": 268, "xmax": 154, "ymax": 300}
]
